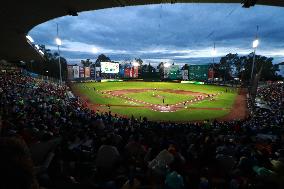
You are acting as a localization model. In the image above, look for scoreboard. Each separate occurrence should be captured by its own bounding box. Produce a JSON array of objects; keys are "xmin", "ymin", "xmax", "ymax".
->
[
  {"xmin": 101, "ymin": 62, "xmax": 119, "ymax": 73},
  {"xmin": 188, "ymin": 65, "xmax": 209, "ymax": 81}
]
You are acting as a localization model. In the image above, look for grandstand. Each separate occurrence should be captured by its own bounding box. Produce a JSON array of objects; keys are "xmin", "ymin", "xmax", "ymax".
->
[
  {"xmin": 1, "ymin": 70, "xmax": 283, "ymax": 189},
  {"xmin": 0, "ymin": 1, "xmax": 284, "ymax": 189}
]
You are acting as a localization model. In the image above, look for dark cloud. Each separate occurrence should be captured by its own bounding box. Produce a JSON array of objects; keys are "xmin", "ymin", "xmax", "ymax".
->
[{"xmin": 29, "ymin": 3, "xmax": 284, "ymax": 65}]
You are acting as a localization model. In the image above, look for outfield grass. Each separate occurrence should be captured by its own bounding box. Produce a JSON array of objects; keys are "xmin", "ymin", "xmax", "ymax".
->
[
  {"xmin": 188, "ymin": 93, "xmax": 237, "ymax": 109},
  {"xmin": 72, "ymin": 82, "xmax": 237, "ymax": 121}
]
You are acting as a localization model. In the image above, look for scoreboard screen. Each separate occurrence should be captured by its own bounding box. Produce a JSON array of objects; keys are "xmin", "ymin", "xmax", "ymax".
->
[
  {"xmin": 101, "ymin": 62, "xmax": 119, "ymax": 73},
  {"xmin": 188, "ymin": 65, "xmax": 209, "ymax": 81}
]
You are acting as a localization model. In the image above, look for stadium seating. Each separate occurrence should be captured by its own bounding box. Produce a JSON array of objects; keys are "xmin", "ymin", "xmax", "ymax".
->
[{"xmin": 0, "ymin": 71, "xmax": 284, "ymax": 189}]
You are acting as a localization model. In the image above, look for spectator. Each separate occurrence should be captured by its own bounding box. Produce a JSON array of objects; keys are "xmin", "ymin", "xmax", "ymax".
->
[
  {"xmin": 0, "ymin": 137, "xmax": 39, "ymax": 189},
  {"xmin": 0, "ymin": 71, "xmax": 283, "ymax": 189}
]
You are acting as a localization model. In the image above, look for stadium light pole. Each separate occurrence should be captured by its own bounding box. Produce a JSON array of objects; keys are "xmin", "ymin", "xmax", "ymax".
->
[
  {"xmin": 163, "ymin": 63, "xmax": 171, "ymax": 80},
  {"xmin": 211, "ymin": 42, "xmax": 217, "ymax": 64},
  {"xmin": 250, "ymin": 38, "xmax": 259, "ymax": 83},
  {"xmin": 56, "ymin": 24, "xmax": 62, "ymax": 84},
  {"xmin": 249, "ymin": 26, "xmax": 260, "ymax": 109},
  {"xmin": 250, "ymin": 26, "xmax": 259, "ymax": 85},
  {"xmin": 92, "ymin": 47, "xmax": 98, "ymax": 81},
  {"xmin": 26, "ymin": 35, "xmax": 34, "ymax": 43}
]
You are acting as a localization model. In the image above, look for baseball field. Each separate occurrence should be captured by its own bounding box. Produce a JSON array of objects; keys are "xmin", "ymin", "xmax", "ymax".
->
[{"xmin": 72, "ymin": 82, "xmax": 246, "ymax": 122}]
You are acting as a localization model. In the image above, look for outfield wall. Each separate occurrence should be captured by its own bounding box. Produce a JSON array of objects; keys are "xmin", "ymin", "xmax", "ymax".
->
[{"xmin": 67, "ymin": 63, "xmax": 212, "ymax": 82}]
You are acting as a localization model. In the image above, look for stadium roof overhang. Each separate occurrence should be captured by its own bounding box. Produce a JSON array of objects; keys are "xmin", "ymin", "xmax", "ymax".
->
[{"xmin": 0, "ymin": 0, "xmax": 283, "ymax": 62}]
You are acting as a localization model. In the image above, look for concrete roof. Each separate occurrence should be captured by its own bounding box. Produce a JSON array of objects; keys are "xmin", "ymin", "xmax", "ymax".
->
[{"xmin": 0, "ymin": 0, "xmax": 283, "ymax": 62}]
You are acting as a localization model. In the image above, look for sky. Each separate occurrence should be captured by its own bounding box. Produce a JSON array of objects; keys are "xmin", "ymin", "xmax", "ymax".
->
[{"xmin": 29, "ymin": 3, "xmax": 284, "ymax": 66}]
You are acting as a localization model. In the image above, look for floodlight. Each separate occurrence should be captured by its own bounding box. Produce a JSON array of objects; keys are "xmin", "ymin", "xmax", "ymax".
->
[
  {"xmin": 26, "ymin": 35, "xmax": 34, "ymax": 43},
  {"xmin": 211, "ymin": 49, "xmax": 217, "ymax": 56},
  {"xmin": 164, "ymin": 63, "xmax": 171, "ymax": 68},
  {"xmin": 92, "ymin": 47, "xmax": 98, "ymax": 54},
  {"xmin": 133, "ymin": 62, "xmax": 139, "ymax": 67},
  {"xmin": 253, "ymin": 39, "xmax": 259, "ymax": 48},
  {"xmin": 39, "ymin": 50, "xmax": 44, "ymax": 55},
  {"xmin": 55, "ymin": 38, "xmax": 62, "ymax": 46}
]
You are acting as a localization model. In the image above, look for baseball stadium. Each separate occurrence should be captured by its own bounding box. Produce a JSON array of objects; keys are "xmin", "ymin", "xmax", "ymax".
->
[
  {"xmin": 72, "ymin": 70, "xmax": 245, "ymax": 122},
  {"xmin": 1, "ymin": 1, "xmax": 284, "ymax": 189},
  {"xmin": 69, "ymin": 62, "xmax": 247, "ymax": 122}
]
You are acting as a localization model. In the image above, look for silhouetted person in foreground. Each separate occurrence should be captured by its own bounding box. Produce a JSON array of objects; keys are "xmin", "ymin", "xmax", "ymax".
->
[{"xmin": 0, "ymin": 137, "xmax": 39, "ymax": 189}]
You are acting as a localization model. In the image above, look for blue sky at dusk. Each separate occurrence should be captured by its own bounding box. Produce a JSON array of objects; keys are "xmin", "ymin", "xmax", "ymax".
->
[{"xmin": 29, "ymin": 3, "xmax": 284, "ymax": 65}]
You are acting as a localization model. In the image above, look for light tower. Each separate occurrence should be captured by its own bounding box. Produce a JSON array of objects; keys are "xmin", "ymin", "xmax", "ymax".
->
[
  {"xmin": 250, "ymin": 26, "xmax": 259, "ymax": 84},
  {"xmin": 92, "ymin": 47, "xmax": 99, "ymax": 81},
  {"xmin": 250, "ymin": 26, "xmax": 260, "ymax": 109},
  {"xmin": 55, "ymin": 23, "xmax": 62, "ymax": 84},
  {"xmin": 211, "ymin": 42, "xmax": 217, "ymax": 64}
]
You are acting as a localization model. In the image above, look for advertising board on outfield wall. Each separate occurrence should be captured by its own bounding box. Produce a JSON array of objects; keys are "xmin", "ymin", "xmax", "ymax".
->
[
  {"xmin": 67, "ymin": 65, "xmax": 73, "ymax": 80},
  {"xmin": 73, "ymin": 66, "xmax": 79, "ymax": 79},
  {"xmin": 84, "ymin": 67, "xmax": 90, "ymax": 78},
  {"xmin": 181, "ymin": 81, "xmax": 205, "ymax": 85},
  {"xmin": 79, "ymin": 67, "xmax": 84, "ymax": 78},
  {"xmin": 182, "ymin": 70, "xmax": 188, "ymax": 80}
]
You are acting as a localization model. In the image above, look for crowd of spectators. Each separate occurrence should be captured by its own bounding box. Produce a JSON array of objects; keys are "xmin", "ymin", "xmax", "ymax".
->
[{"xmin": 0, "ymin": 71, "xmax": 284, "ymax": 189}]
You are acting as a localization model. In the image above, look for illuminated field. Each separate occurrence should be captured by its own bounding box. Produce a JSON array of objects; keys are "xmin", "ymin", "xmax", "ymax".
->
[{"xmin": 72, "ymin": 82, "xmax": 238, "ymax": 121}]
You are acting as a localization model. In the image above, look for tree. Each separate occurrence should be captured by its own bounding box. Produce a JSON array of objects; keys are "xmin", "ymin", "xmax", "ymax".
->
[
  {"xmin": 135, "ymin": 58, "xmax": 143, "ymax": 67},
  {"xmin": 135, "ymin": 58, "xmax": 143, "ymax": 78},
  {"xmin": 157, "ymin": 62, "xmax": 164, "ymax": 79},
  {"xmin": 40, "ymin": 45, "xmax": 54, "ymax": 61},
  {"xmin": 148, "ymin": 63, "xmax": 156, "ymax": 73},
  {"xmin": 219, "ymin": 53, "xmax": 241, "ymax": 81},
  {"xmin": 157, "ymin": 62, "xmax": 164, "ymax": 70},
  {"xmin": 95, "ymin": 54, "xmax": 111, "ymax": 67},
  {"xmin": 218, "ymin": 52, "xmax": 281, "ymax": 84},
  {"xmin": 26, "ymin": 45, "xmax": 68, "ymax": 81},
  {"xmin": 142, "ymin": 64, "xmax": 148, "ymax": 73},
  {"xmin": 141, "ymin": 63, "xmax": 158, "ymax": 80},
  {"xmin": 242, "ymin": 53, "xmax": 278, "ymax": 82},
  {"xmin": 181, "ymin": 64, "xmax": 189, "ymax": 70},
  {"xmin": 81, "ymin": 59, "xmax": 93, "ymax": 67}
]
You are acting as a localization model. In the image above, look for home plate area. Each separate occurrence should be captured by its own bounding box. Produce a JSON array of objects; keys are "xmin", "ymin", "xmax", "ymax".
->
[{"xmin": 151, "ymin": 105, "xmax": 178, "ymax": 112}]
